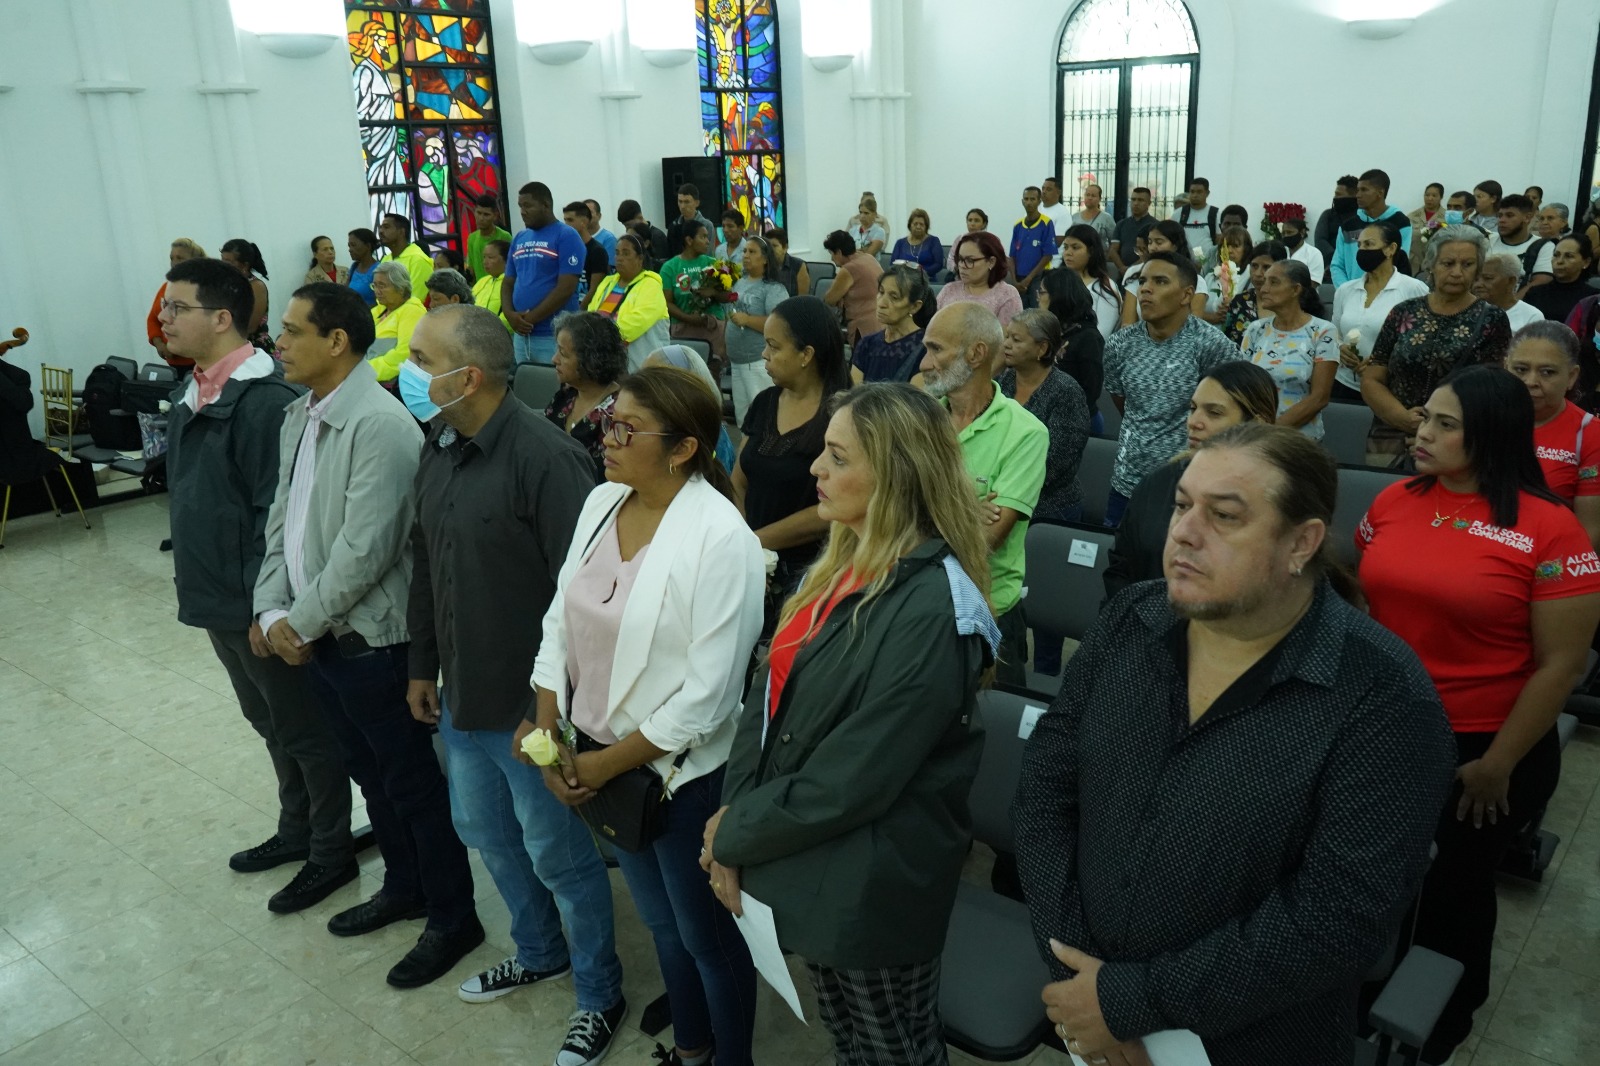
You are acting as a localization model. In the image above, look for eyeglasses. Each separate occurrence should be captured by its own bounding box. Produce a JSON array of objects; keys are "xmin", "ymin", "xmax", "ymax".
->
[
  {"xmin": 602, "ymin": 414, "xmax": 676, "ymax": 448},
  {"xmin": 956, "ymin": 255, "xmax": 992, "ymax": 268},
  {"xmin": 158, "ymin": 299, "xmax": 224, "ymax": 317}
]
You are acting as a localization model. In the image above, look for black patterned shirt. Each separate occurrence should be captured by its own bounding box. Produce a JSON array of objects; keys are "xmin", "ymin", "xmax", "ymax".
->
[
  {"xmin": 1012, "ymin": 580, "xmax": 1455, "ymax": 1066},
  {"xmin": 1369, "ymin": 296, "xmax": 1512, "ymax": 410}
]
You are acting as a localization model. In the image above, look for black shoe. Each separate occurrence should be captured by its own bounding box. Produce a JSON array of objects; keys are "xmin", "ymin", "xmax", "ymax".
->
[
  {"xmin": 327, "ymin": 893, "xmax": 428, "ymax": 937},
  {"xmin": 386, "ymin": 916, "xmax": 486, "ymax": 988},
  {"xmin": 267, "ymin": 860, "xmax": 359, "ymax": 914},
  {"xmin": 557, "ymin": 999, "xmax": 628, "ymax": 1066},
  {"xmin": 230, "ymin": 835, "xmax": 310, "ymax": 873}
]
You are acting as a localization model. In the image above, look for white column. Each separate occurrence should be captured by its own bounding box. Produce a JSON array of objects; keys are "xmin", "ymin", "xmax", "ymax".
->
[
  {"xmin": 68, "ymin": 0, "xmax": 156, "ymax": 329},
  {"xmin": 598, "ymin": 1, "xmax": 644, "ymax": 207},
  {"xmin": 191, "ymin": 0, "xmax": 264, "ymax": 239}
]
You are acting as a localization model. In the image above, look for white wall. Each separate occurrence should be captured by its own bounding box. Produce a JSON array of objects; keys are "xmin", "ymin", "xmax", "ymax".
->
[
  {"xmin": 0, "ymin": 0, "xmax": 368, "ymax": 435},
  {"xmin": 900, "ymin": 0, "xmax": 1600, "ymax": 250},
  {"xmin": 4, "ymin": 0, "xmax": 1597, "ymax": 438}
]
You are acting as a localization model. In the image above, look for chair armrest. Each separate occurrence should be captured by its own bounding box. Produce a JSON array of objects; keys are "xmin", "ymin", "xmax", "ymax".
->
[{"xmin": 1367, "ymin": 946, "xmax": 1464, "ymax": 1051}]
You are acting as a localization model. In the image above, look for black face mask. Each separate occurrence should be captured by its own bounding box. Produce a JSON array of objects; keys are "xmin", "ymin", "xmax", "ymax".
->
[
  {"xmin": 1283, "ymin": 231, "xmax": 1304, "ymax": 248},
  {"xmin": 1334, "ymin": 196, "xmax": 1358, "ymax": 214},
  {"xmin": 1356, "ymin": 248, "xmax": 1387, "ymax": 273}
]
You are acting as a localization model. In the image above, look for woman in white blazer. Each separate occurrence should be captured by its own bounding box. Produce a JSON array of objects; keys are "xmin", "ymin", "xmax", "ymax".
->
[{"xmin": 518, "ymin": 366, "xmax": 765, "ymax": 1066}]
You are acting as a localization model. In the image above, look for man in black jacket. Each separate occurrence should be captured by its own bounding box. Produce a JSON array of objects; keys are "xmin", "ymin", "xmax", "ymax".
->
[
  {"xmin": 1014, "ymin": 425, "xmax": 1454, "ymax": 1066},
  {"xmin": 163, "ymin": 258, "xmax": 356, "ymax": 914}
]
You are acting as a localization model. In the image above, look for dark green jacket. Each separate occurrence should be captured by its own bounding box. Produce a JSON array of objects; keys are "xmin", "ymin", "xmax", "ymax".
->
[
  {"xmin": 167, "ymin": 358, "xmax": 301, "ymax": 631},
  {"xmin": 717, "ymin": 539, "xmax": 988, "ymax": 970}
]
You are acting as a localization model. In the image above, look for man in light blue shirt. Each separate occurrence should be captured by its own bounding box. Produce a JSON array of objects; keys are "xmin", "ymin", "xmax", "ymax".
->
[{"xmin": 1331, "ymin": 169, "xmax": 1411, "ymax": 285}]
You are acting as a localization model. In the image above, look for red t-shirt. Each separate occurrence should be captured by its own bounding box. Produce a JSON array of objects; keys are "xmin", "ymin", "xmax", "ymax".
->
[
  {"xmin": 1534, "ymin": 401, "xmax": 1600, "ymax": 503},
  {"xmin": 767, "ymin": 574, "xmax": 861, "ymax": 720},
  {"xmin": 1357, "ymin": 480, "xmax": 1600, "ymax": 732}
]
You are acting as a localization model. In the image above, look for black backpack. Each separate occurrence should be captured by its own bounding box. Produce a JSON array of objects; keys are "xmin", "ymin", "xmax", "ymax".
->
[
  {"xmin": 81, "ymin": 363, "xmax": 141, "ymax": 450},
  {"xmin": 1519, "ymin": 238, "xmax": 1553, "ymax": 283}
]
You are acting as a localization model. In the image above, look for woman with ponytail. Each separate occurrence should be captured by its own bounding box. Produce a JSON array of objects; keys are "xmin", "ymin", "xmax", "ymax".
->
[{"xmin": 221, "ymin": 238, "xmax": 273, "ymax": 351}]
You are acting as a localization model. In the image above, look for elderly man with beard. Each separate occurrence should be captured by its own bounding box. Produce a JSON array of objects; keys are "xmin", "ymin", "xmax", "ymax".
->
[
  {"xmin": 1011, "ymin": 423, "xmax": 1455, "ymax": 1066},
  {"xmin": 920, "ymin": 302, "xmax": 1047, "ymax": 685}
]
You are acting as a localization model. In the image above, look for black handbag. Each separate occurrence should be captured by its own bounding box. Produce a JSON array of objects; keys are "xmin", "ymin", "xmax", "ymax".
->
[{"xmin": 572, "ymin": 731, "xmax": 688, "ymax": 853}]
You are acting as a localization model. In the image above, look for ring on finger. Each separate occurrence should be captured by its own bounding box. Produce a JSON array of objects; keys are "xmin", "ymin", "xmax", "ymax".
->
[
  {"xmin": 1088, "ymin": 1057, "xmax": 1109, "ymax": 1065},
  {"xmin": 1055, "ymin": 1022, "xmax": 1070, "ymax": 1041}
]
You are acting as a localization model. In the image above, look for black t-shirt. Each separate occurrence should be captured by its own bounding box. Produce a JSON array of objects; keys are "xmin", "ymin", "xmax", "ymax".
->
[
  {"xmin": 739, "ymin": 386, "xmax": 826, "ymax": 575},
  {"xmin": 581, "ymin": 239, "xmax": 609, "ymax": 303}
]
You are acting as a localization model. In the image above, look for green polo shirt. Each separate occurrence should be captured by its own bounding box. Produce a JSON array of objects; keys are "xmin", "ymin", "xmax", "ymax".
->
[
  {"xmin": 950, "ymin": 381, "xmax": 1048, "ymax": 614},
  {"xmin": 467, "ymin": 226, "xmax": 511, "ymax": 282}
]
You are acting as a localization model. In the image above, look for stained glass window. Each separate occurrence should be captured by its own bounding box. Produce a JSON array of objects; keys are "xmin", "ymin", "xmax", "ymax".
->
[
  {"xmin": 696, "ymin": 0, "xmax": 786, "ymax": 231},
  {"xmin": 346, "ymin": 0, "xmax": 507, "ymax": 257}
]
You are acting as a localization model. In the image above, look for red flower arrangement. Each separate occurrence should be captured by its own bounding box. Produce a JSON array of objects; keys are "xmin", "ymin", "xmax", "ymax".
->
[{"xmin": 1261, "ymin": 201, "xmax": 1306, "ymax": 241}]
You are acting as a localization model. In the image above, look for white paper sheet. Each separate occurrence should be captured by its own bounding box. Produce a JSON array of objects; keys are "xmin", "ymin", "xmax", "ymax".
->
[
  {"xmin": 1068, "ymin": 1029, "xmax": 1211, "ymax": 1066},
  {"xmin": 734, "ymin": 892, "xmax": 806, "ymax": 1023}
]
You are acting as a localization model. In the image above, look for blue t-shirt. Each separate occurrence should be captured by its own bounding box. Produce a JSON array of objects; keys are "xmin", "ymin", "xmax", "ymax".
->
[
  {"xmin": 507, "ymin": 221, "xmax": 585, "ymax": 334},
  {"xmin": 1011, "ymin": 216, "xmax": 1057, "ymax": 280},
  {"xmin": 349, "ymin": 261, "xmax": 377, "ymax": 307}
]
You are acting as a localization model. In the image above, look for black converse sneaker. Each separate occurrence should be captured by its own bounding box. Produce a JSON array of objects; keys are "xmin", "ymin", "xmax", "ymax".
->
[
  {"xmin": 457, "ymin": 956, "xmax": 571, "ymax": 1003},
  {"xmin": 556, "ymin": 999, "xmax": 627, "ymax": 1066}
]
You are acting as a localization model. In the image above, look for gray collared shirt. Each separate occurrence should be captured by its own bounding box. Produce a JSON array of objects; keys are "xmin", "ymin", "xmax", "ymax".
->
[{"xmin": 407, "ymin": 392, "xmax": 597, "ymax": 732}]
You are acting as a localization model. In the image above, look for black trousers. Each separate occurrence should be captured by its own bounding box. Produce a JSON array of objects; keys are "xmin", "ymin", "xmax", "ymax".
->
[
  {"xmin": 305, "ymin": 638, "xmax": 475, "ymax": 931},
  {"xmin": 208, "ymin": 627, "xmax": 353, "ymax": 867},
  {"xmin": 1413, "ymin": 727, "xmax": 1560, "ymax": 1061}
]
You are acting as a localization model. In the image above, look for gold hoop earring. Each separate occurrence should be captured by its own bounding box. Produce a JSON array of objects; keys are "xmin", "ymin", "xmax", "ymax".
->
[{"xmin": 669, "ymin": 462, "xmax": 678, "ymax": 476}]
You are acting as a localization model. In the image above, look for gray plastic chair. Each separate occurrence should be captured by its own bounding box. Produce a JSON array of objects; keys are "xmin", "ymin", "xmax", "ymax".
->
[
  {"xmin": 1328, "ymin": 467, "xmax": 1406, "ymax": 568},
  {"xmin": 806, "ymin": 260, "xmax": 836, "ymax": 283},
  {"xmin": 1074, "ymin": 438, "xmax": 1118, "ymax": 527},
  {"xmin": 1022, "ymin": 523, "xmax": 1115, "ymax": 696},
  {"xmin": 512, "ymin": 363, "xmax": 562, "ymax": 412},
  {"xmin": 1322, "ymin": 403, "xmax": 1375, "ymax": 466},
  {"xmin": 938, "ymin": 688, "xmax": 1054, "ymax": 1062}
]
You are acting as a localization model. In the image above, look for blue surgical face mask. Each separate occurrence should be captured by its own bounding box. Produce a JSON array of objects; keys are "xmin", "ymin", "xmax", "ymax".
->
[
  {"xmin": 398, "ymin": 359, "xmax": 467, "ymax": 422},
  {"xmin": 1444, "ymin": 209, "xmax": 1464, "ymax": 225}
]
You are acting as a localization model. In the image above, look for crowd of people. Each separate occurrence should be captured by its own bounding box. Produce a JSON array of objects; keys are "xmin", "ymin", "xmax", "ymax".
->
[{"xmin": 122, "ymin": 162, "xmax": 1600, "ymax": 1066}]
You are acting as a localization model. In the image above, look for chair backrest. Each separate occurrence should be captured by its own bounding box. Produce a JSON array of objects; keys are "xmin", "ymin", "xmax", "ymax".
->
[
  {"xmin": 38, "ymin": 365, "xmax": 73, "ymax": 400},
  {"xmin": 107, "ymin": 357, "xmax": 137, "ymax": 379},
  {"xmin": 968, "ymin": 687, "xmax": 1051, "ymax": 853},
  {"xmin": 512, "ymin": 363, "xmax": 561, "ymax": 412},
  {"xmin": 1095, "ymin": 391, "xmax": 1121, "ymax": 440},
  {"xmin": 677, "ymin": 338, "xmax": 713, "ymax": 366},
  {"xmin": 1075, "ymin": 437, "xmax": 1118, "ymax": 526},
  {"xmin": 807, "ymin": 260, "xmax": 836, "ymax": 282},
  {"xmin": 1317, "ymin": 282, "xmax": 1336, "ymax": 308},
  {"xmin": 1329, "ymin": 466, "xmax": 1407, "ymax": 567},
  {"xmin": 1024, "ymin": 523, "xmax": 1115, "ymax": 641},
  {"xmin": 1321, "ymin": 403, "xmax": 1374, "ymax": 466},
  {"xmin": 137, "ymin": 363, "xmax": 177, "ymax": 383},
  {"xmin": 810, "ymin": 276, "xmax": 831, "ymax": 298},
  {"xmin": 38, "ymin": 365, "xmax": 75, "ymax": 452}
]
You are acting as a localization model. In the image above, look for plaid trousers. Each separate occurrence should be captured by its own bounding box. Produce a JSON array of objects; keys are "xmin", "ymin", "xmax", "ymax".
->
[{"xmin": 806, "ymin": 958, "xmax": 947, "ymax": 1066}]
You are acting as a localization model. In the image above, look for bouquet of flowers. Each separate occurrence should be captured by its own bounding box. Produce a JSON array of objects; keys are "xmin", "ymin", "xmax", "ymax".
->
[
  {"xmin": 1261, "ymin": 201, "xmax": 1306, "ymax": 242},
  {"xmin": 1213, "ymin": 257, "xmax": 1240, "ymax": 305},
  {"xmin": 674, "ymin": 259, "xmax": 738, "ymax": 312},
  {"xmin": 1417, "ymin": 213, "xmax": 1448, "ymax": 248}
]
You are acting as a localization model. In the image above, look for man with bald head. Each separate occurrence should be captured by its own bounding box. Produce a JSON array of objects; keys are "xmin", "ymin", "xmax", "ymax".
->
[
  {"xmin": 921, "ymin": 302, "xmax": 1048, "ymax": 683},
  {"xmin": 402, "ymin": 305, "xmax": 625, "ymax": 1045}
]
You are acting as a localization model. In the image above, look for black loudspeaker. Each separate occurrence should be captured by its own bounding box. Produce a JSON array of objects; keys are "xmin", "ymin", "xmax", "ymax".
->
[{"xmin": 661, "ymin": 156, "xmax": 724, "ymax": 226}]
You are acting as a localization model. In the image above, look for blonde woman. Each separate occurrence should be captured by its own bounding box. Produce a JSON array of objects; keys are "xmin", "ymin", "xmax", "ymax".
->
[{"xmin": 703, "ymin": 383, "xmax": 1001, "ymax": 1066}]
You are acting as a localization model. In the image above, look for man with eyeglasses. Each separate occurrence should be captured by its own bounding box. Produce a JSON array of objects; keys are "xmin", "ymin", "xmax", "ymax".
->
[
  {"xmin": 162, "ymin": 257, "xmax": 357, "ymax": 914},
  {"xmin": 402, "ymin": 305, "xmax": 627, "ymax": 1062}
]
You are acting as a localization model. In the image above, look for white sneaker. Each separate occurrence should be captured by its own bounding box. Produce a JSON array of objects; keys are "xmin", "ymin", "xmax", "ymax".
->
[{"xmin": 458, "ymin": 956, "xmax": 571, "ymax": 1003}]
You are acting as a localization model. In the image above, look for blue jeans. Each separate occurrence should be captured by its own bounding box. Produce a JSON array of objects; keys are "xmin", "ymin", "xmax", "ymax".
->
[
  {"xmin": 612, "ymin": 767, "xmax": 756, "ymax": 1065},
  {"xmin": 1104, "ymin": 489, "xmax": 1130, "ymax": 528},
  {"xmin": 1090, "ymin": 409, "xmax": 1105, "ymax": 437},
  {"xmin": 305, "ymin": 640, "xmax": 474, "ymax": 931},
  {"xmin": 436, "ymin": 705, "xmax": 623, "ymax": 1012},
  {"xmin": 513, "ymin": 332, "xmax": 557, "ymax": 365}
]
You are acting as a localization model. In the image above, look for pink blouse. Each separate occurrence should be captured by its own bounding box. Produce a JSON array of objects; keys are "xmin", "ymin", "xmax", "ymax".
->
[
  {"xmin": 564, "ymin": 523, "xmax": 650, "ymax": 745},
  {"xmin": 936, "ymin": 279, "xmax": 1023, "ymax": 327}
]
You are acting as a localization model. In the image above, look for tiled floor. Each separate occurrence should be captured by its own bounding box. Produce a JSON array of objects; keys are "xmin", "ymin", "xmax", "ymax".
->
[{"xmin": 0, "ymin": 491, "xmax": 1597, "ymax": 1065}]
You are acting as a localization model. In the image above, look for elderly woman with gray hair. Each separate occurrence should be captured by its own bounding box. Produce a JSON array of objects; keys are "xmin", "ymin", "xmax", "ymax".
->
[
  {"xmin": 369, "ymin": 259, "xmax": 427, "ymax": 386},
  {"xmin": 1362, "ymin": 224, "xmax": 1513, "ymax": 435},
  {"xmin": 645, "ymin": 344, "xmax": 739, "ymax": 471},
  {"xmin": 545, "ymin": 311, "xmax": 629, "ymax": 477},
  {"xmin": 424, "ymin": 267, "xmax": 475, "ymax": 310}
]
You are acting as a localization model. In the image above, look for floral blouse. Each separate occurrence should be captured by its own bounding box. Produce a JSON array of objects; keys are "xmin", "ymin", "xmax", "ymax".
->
[
  {"xmin": 545, "ymin": 386, "xmax": 616, "ymax": 479},
  {"xmin": 1221, "ymin": 290, "xmax": 1259, "ymax": 345},
  {"xmin": 1369, "ymin": 296, "xmax": 1512, "ymax": 410}
]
